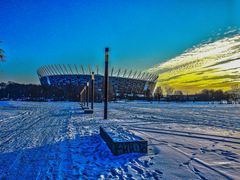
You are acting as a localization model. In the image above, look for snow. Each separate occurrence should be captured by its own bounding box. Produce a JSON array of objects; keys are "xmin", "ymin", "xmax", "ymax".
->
[
  {"xmin": 101, "ymin": 126, "xmax": 143, "ymax": 142},
  {"xmin": 0, "ymin": 101, "xmax": 240, "ymax": 179}
]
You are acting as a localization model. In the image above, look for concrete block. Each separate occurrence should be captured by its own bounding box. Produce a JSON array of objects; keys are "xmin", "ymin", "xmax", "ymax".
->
[
  {"xmin": 84, "ymin": 109, "xmax": 93, "ymax": 114},
  {"xmin": 100, "ymin": 126, "xmax": 148, "ymax": 155}
]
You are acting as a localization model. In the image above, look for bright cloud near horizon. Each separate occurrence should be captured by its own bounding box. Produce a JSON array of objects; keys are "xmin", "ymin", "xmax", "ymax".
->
[{"xmin": 148, "ymin": 32, "xmax": 240, "ymax": 94}]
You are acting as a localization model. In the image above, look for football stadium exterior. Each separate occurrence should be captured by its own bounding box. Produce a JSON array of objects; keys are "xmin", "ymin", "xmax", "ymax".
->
[{"xmin": 37, "ymin": 64, "xmax": 158, "ymax": 100}]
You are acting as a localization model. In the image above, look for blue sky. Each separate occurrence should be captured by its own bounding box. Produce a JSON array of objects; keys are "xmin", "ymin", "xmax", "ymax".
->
[{"xmin": 0, "ymin": 0, "xmax": 239, "ymax": 83}]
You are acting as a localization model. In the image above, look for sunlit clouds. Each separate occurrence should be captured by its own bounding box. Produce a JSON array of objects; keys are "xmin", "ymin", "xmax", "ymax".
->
[{"xmin": 148, "ymin": 32, "xmax": 240, "ymax": 95}]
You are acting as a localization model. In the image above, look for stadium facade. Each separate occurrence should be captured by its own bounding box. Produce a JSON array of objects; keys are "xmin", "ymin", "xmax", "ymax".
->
[{"xmin": 37, "ymin": 64, "xmax": 158, "ymax": 100}]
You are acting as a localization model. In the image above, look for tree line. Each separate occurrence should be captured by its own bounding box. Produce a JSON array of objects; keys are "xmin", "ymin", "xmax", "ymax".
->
[
  {"xmin": 0, "ymin": 82, "xmax": 79, "ymax": 101},
  {"xmin": 153, "ymin": 87, "xmax": 239, "ymax": 102},
  {"xmin": 0, "ymin": 82, "xmax": 239, "ymax": 102}
]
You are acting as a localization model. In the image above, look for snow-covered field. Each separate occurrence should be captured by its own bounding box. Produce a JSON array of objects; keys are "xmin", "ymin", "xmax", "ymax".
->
[{"xmin": 0, "ymin": 101, "xmax": 239, "ymax": 179}]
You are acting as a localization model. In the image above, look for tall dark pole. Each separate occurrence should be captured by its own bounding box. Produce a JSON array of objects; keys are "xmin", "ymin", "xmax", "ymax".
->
[
  {"xmin": 84, "ymin": 87, "xmax": 86, "ymax": 106},
  {"xmin": 81, "ymin": 90, "xmax": 83, "ymax": 105},
  {"xmin": 86, "ymin": 83, "xmax": 89, "ymax": 107},
  {"xmin": 83, "ymin": 88, "xmax": 84, "ymax": 106},
  {"xmin": 91, "ymin": 72, "xmax": 94, "ymax": 110},
  {"xmin": 104, "ymin": 47, "xmax": 109, "ymax": 119},
  {"xmin": 80, "ymin": 92, "xmax": 81, "ymax": 105}
]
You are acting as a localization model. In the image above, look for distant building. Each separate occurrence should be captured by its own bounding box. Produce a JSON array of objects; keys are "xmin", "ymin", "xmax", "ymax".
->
[{"xmin": 37, "ymin": 64, "xmax": 158, "ymax": 100}]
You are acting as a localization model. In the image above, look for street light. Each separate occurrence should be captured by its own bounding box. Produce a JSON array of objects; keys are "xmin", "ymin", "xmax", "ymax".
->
[
  {"xmin": 91, "ymin": 72, "xmax": 95, "ymax": 110},
  {"xmin": 104, "ymin": 47, "xmax": 109, "ymax": 119},
  {"xmin": 86, "ymin": 82, "xmax": 89, "ymax": 107}
]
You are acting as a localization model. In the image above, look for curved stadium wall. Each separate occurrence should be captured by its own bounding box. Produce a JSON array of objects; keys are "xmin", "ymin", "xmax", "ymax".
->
[{"xmin": 37, "ymin": 64, "xmax": 158, "ymax": 100}]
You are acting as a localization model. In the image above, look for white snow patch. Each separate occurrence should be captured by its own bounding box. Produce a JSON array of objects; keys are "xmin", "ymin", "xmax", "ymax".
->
[{"xmin": 0, "ymin": 101, "xmax": 239, "ymax": 179}]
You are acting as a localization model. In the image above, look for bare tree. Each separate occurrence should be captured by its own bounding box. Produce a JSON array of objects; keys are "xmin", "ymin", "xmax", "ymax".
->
[
  {"xmin": 0, "ymin": 50, "xmax": 5, "ymax": 62},
  {"xmin": 0, "ymin": 41, "xmax": 6, "ymax": 62},
  {"xmin": 165, "ymin": 86, "xmax": 174, "ymax": 96},
  {"xmin": 174, "ymin": 90, "xmax": 183, "ymax": 96},
  {"xmin": 154, "ymin": 86, "xmax": 163, "ymax": 102}
]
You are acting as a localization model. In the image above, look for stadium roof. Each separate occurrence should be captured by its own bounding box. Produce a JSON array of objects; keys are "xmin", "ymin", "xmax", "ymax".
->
[{"xmin": 37, "ymin": 64, "xmax": 158, "ymax": 82}]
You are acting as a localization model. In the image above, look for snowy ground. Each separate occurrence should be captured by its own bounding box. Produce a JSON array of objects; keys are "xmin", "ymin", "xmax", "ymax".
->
[{"xmin": 0, "ymin": 101, "xmax": 239, "ymax": 179}]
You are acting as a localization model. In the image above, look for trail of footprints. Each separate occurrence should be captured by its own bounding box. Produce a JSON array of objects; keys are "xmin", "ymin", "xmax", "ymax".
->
[{"xmin": 43, "ymin": 107, "xmax": 164, "ymax": 179}]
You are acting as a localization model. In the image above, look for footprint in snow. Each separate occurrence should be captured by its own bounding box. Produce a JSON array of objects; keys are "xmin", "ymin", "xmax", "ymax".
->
[
  {"xmin": 183, "ymin": 161, "xmax": 190, "ymax": 165},
  {"xmin": 152, "ymin": 170, "xmax": 163, "ymax": 179},
  {"xmin": 131, "ymin": 165, "xmax": 144, "ymax": 174}
]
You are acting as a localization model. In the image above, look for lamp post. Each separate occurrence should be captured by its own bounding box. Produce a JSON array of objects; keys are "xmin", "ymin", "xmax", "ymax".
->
[
  {"xmin": 80, "ymin": 92, "xmax": 82, "ymax": 105},
  {"xmin": 86, "ymin": 82, "xmax": 89, "ymax": 107},
  {"xmin": 91, "ymin": 72, "xmax": 94, "ymax": 110},
  {"xmin": 104, "ymin": 47, "xmax": 109, "ymax": 119},
  {"xmin": 80, "ymin": 88, "xmax": 84, "ymax": 106},
  {"xmin": 84, "ymin": 86, "xmax": 87, "ymax": 106}
]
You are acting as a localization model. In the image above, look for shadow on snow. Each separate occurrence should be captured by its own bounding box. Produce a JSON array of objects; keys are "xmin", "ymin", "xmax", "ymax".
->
[{"xmin": 0, "ymin": 134, "xmax": 143, "ymax": 179}]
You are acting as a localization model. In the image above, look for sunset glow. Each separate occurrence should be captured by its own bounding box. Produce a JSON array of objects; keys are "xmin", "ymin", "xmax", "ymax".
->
[{"xmin": 148, "ymin": 34, "xmax": 240, "ymax": 94}]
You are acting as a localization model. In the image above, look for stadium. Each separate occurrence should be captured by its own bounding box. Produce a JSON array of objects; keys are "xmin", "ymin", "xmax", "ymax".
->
[{"xmin": 37, "ymin": 64, "xmax": 158, "ymax": 100}]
